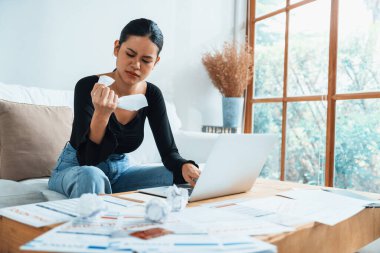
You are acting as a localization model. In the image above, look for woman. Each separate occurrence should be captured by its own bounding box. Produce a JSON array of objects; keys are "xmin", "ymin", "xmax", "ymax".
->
[{"xmin": 48, "ymin": 18, "xmax": 201, "ymax": 198}]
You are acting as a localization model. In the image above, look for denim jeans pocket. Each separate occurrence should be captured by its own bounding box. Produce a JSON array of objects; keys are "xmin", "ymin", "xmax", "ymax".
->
[
  {"xmin": 54, "ymin": 143, "xmax": 79, "ymax": 171},
  {"xmin": 106, "ymin": 154, "xmax": 129, "ymax": 184},
  {"xmin": 61, "ymin": 144, "xmax": 77, "ymax": 163}
]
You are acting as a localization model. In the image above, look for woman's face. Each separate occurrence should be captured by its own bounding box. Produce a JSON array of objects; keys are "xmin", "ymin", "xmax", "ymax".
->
[{"xmin": 114, "ymin": 35, "xmax": 160, "ymax": 86}]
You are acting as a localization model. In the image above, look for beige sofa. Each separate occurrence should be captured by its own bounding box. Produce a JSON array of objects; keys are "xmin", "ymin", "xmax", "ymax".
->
[{"xmin": 0, "ymin": 82, "xmax": 218, "ymax": 208}]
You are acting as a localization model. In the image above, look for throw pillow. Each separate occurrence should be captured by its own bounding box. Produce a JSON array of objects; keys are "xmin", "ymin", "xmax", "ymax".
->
[{"xmin": 0, "ymin": 99, "xmax": 73, "ymax": 181}]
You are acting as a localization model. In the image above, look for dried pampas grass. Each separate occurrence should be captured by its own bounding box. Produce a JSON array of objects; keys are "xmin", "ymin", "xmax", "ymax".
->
[{"xmin": 202, "ymin": 42, "xmax": 253, "ymax": 97}]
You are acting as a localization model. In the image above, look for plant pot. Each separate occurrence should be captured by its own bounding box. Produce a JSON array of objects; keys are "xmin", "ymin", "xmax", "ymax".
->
[{"xmin": 222, "ymin": 96, "xmax": 244, "ymax": 128}]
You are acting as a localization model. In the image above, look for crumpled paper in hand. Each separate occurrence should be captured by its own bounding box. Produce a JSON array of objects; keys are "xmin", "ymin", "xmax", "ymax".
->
[
  {"xmin": 117, "ymin": 94, "xmax": 148, "ymax": 111},
  {"xmin": 98, "ymin": 75, "xmax": 115, "ymax": 86},
  {"xmin": 97, "ymin": 75, "xmax": 148, "ymax": 111}
]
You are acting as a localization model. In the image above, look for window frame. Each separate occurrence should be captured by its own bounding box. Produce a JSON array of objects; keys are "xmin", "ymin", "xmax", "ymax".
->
[{"xmin": 244, "ymin": 0, "xmax": 380, "ymax": 186}]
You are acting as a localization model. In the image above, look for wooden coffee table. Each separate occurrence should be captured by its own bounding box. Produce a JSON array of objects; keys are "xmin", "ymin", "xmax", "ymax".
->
[{"xmin": 1, "ymin": 179, "xmax": 379, "ymax": 253}]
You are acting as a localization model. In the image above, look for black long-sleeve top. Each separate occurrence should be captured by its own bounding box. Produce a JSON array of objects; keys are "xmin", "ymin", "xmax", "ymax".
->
[{"xmin": 69, "ymin": 75, "xmax": 196, "ymax": 183}]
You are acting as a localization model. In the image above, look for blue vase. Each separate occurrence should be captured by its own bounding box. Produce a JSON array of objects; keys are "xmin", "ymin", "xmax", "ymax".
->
[{"xmin": 222, "ymin": 97, "xmax": 244, "ymax": 128}]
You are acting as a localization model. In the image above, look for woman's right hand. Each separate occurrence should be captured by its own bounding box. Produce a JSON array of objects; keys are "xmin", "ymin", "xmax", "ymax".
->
[{"xmin": 91, "ymin": 83, "xmax": 118, "ymax": 119}]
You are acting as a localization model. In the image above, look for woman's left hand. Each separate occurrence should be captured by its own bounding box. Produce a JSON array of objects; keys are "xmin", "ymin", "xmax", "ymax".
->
[{"xmin": 181, "ymin": 163, "xmax": 201, "ymax": 187}]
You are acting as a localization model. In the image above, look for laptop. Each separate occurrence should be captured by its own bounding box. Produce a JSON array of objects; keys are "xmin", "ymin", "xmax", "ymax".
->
[{"xmin": 138, "ymin": 134, "xmax": 277, "ymax": 202}]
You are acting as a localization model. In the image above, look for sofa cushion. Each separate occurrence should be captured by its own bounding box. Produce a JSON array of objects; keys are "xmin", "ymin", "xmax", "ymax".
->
[
  {"xmin": 0, "ymin": 100, "xmax": 73, "ymax": 181},
  {"xmin": 0, "ymin": 179, "xmax": 46, "ymax": 208},
  {"xmin": 0, "ymin": 82, "xmax": 74, "ymax": 108},
  {"xmin": 40, "ymin": 189, "xmax": 68, "ymax": 201},
  {"xmin": 20, "ymin": 178, "xmax": 67, "ymax": 201}
]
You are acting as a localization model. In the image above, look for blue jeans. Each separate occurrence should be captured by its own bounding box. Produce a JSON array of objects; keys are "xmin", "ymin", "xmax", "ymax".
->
[{"xmin": 48, "ymin": 143, "xmax": 173, "ymax": 198}]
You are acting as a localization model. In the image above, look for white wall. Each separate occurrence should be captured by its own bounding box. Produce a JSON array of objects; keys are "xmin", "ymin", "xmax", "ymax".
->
[{"xmin": 0, "ymin": 0, "xmax": 247, "ymax": 131}]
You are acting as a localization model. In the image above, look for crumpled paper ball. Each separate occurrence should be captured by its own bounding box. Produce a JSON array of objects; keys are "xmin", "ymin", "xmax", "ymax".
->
[
  {"xmin": 166, "ymin": 184, "xmax": 189, "ymax": 212},
  {"xmin": 75, "ymin": 193, "xmax": 106, "ymax": 223},
  {"xmin": 145, "ymin": 198, "xmax": 170, "ymax": 223}
]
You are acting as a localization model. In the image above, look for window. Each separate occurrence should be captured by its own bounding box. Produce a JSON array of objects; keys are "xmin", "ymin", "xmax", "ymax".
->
[
  {"xmin": 253, "ymin": 103, "xmax": 282, "ymax": 179},
  {"xmin": 246, "ymin": 0, "xmax": 380, "ymax": 193}
]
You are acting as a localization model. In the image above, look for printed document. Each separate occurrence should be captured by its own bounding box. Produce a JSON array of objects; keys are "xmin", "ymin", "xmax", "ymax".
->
[
  {"xmin": 21, "ymin": 213, "xmax": 277, "ymax": 253},
  {"xmin": 0, "ymin": 196, "xmax": 139, "ymax": 227},
  {"xmin": 276, "ymin": 189, "xmax": 369, "ymax": 225}
]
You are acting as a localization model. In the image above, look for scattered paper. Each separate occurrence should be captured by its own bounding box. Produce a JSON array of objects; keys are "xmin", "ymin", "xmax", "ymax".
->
[
  {"xmin": 14, "ymin": 187, "xmax": 378, "ymax": 253},
  {"xmin": 118, "ymin": 193, "xmax": 165, "ymax": 203},
  {"xmin": 21, "ymin": 216, "xmax": 277, "ymax": 253},
  {"xmin": 217, "ymin": 204, "xmax": 274, "ymax": 217},
  {"xmin": 322, "ymin": 188, "xmax": 380, "ymax": 207},
  {"xmin": 117, "ymin": 234, "xmax": 277, "ymax": 253},
  {"xmin": 200, "ymin": 197, "xmax": 250, "ymax": 208},
  {"xmin": 101, "ymin": 195, "xmax": 140, "ymax": 208},
  {"xmin": 234, "ymin": 196, "xmax": 315, "ymax": 227},
  {"xmin": 0, "ymin": 196, "xmax": 139, "ymax": 227},
  {"xmin": 276, "ymin": 189, "xmax": 368, "ymax": 226},
  {"xmin": 0, "ymin": 198, "xmax": 80, "ymax": 227},
  {"xmin": 176, "ymin": 206, "xmax": 293, "ymax": 236},
  {"xmin": 278, "ymin": 189, "xmax": 373, "ymax": 206}
]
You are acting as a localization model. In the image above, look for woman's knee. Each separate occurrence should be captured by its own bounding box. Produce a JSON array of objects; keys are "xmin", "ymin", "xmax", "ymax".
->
[
  {"xmin": 76, "ymin": 166, "xmax": 111, "ymax": 193},
  {"xmin": 78, "ymin": 166, "xmax": 106, "ymax": 180}
]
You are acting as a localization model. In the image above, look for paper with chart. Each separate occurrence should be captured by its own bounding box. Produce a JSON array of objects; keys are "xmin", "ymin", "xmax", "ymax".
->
[
  {"xmin": 118, "ymin": 192, "xmax": 164, "ymax": 203},
  {"xmin": 203, "ymin": 192, "xmax": 371, "ymax": 228},
  {"xmin": 21, "ymin": 208, "xmax": 277, "ymax": 253},
  {"xmin": 220, "ymin": 196, "xmax": 316, "ymax": 227},
  {"xmin": 0, "ymin": 196, "xmax": 139, "ymax": 227},
  {"xmin": 322, "ymin": 188, "xmax": 380, "ymax": 207},
  {"xmin": 200, "ymin": 197, "xmax": 251, "ymax": 208},
  {"xmin": 276, "ymin": 189, "xmax": 370, "ymax": 225},
  {"xmin": 112, "ymin": 234, "xmax": 277, "ymax": 253},
  {"xmin": 22, "ymin": 224, "xmax": 277, "ymax": 253},
  {"xmin": 176, "ymin": 206, "xmax": 293, "ymax": 236}
]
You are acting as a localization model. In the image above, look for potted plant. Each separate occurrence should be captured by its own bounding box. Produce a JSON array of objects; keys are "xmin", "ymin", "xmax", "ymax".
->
[{"xmin": 202, "ymin": 41, "xmax": 253, "ymax": 128}]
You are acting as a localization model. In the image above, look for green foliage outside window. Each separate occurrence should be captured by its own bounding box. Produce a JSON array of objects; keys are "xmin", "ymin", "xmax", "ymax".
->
[{"xmin": 253, "ymin": 0, "xmax": 380, "ymax": 193}]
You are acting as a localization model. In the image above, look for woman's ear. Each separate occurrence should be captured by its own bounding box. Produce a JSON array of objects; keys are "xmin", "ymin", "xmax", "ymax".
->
[
  {"xmin": 113, "ymin": 40, "xmax": 120, "ymax": 56},
  {"xmin": 154, "ymin": 56, "xmax": 160, "ymax": 66}
]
